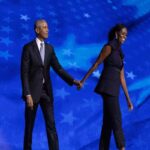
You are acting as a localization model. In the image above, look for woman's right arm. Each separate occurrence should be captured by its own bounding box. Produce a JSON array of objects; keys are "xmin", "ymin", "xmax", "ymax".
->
[
  {"xmin": 80, "ymin": 45, "xmax": 112, "ymax": 85},
  {"xmin": 120, "ymin": 67, "xmax": 133, "ymax": 110}
]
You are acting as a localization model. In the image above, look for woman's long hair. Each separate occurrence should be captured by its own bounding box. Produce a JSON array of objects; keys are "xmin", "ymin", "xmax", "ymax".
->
[{"xmin": 108, "ymin": 24, "xmax": 127, "ymax": 41}]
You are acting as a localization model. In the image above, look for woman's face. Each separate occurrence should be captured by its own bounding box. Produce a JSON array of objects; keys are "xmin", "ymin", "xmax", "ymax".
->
[{"xmin": 117, "ymin": 27, "xmax": 127, "ymax": 44}]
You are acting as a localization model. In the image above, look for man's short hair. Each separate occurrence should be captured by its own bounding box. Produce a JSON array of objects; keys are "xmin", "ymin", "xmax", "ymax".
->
[{"xmin": 34, "ymin": 19, "xmax": 47, "ymax": 30}]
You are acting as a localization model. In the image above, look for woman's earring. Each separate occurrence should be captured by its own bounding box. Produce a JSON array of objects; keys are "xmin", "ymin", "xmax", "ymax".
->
[{"xmin": 115, "ymin": 34, "xmax": 118, "ymax": 39}]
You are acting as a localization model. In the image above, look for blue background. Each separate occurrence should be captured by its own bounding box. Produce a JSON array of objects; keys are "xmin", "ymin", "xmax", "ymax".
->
[{"xmin": 0, "ymin": 0, "xmax": 150, "ymax": 149}]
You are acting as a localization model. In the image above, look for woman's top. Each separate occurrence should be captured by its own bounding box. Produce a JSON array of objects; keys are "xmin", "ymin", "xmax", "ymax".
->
[{"xmin": 94, "ymin": 39, "xmax": 124, "ymax": 96}]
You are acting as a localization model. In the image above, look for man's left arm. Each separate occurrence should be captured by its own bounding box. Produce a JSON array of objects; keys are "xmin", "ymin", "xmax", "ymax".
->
[{"xmin": 50, "ymin": 47, "xmax": 79, "ymax": 86}]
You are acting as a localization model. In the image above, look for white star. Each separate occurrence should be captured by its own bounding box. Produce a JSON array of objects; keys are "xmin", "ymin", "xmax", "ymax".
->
[
  {"xmin": 84, "ymin": 13, "xmax": 91, "ymax": 18},
  {"xmin": 48, "ymin": 11, "xmax": 57, "ymax": 17},
  {"xmin": 112, "ymin": 6, "xmax": 117, "ymax": 10},
  {"xmin": 68, "ymin": 62, "xmax": 79, "ymax": 70},
  {"xmin": 0, "ymin": 26, "xmax": 13, "ymax": 33},
  {"xmin": 92, "ymin": 70, "xmax": 101, "ymax": 78},
  {"xmin": 67, "ymin": 1, "xmax": 73, "ymax": 5},
  {"xmin": 0, "ymin": 51, "xmax": 13, "ymax": 60},
  {"xmin": 20, "ymin": 14, "xmax": 30, "ymax": 21},
  {"xmin": 54, "ymin": 28, "xmax": 60, "ymax": 33},
  {"xmin": 0, "ymin": 37, "xmax": 13, "ymax": 46},
  {"xmin": 22, "ymin": 34, "xmax": 30, "ymax": 40},
  {"xmin": 55, "ymin": 87, "xmax": 70, "ymax": 99},
  {"xmin": 61, "ymin": 111, "xmax": 77, "ymax": 126},
  {"xmin": 107, "ymin": 0, "xmax": 112, "ymax": 3},
  {"xmin": 63, "ymin": 49, "xmax": 73, "ymax": 56},
  {"xmin": 126, "ymin": 71, "xmax": 136, "ymax": 80}
]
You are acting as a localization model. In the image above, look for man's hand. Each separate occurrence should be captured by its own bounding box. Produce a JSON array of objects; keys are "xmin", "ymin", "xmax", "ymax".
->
[
  {"xmin": 26, "ymin": 95, "xmax": 34, "ymax": 110},
  {"xmin": 77, "ymin": 80, "xmax": 84, "ymax": 90},
  {"xmin": 73, "ymin": 80, "xmax": 83, "ymax": 90},
  {"xmin": 73, "ymin": 80, "xmax": 81, "ymax": 86},
  {"xmin": 73, "ymin": 79, "xmax": 84, "ymax": 90}
]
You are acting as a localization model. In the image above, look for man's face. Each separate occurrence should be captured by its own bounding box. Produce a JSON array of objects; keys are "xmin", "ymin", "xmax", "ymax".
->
[{"xmin": 36, "ymin": 21, "xmax": 49, "ymax": 40}]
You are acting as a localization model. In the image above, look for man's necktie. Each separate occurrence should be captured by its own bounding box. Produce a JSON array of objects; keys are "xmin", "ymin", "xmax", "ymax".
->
[
  {"xmin": 40, "ymin": 42, "xmax": 45, "ymax": 83},
  {"xmin": 40, "ymin": 42, "xmax": 45, "ymax": 64}
]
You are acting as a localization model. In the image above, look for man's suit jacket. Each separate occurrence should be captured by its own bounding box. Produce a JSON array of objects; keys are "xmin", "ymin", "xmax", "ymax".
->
[{"xmin": 21, "ymin": 40, "xmax": 74, "ymax": 103}]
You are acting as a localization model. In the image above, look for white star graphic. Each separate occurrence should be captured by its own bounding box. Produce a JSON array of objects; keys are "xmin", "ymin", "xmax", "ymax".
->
[
  {"xmin": 63, "ymin": 49, "xmax": 73, "ymax": 56},
  {"xmin": 126, "ymin": 71, "xmax": 136, "ymax": 80},
  {"xmin": 0, "ymin": 26, "xmax": 13, "ymax": 33},
  {"xmin": 0, "ymin": 37, "xmax": 13, "ymax": 46},
  {"xmin": 92, "ymin": 70, "xmax": 101, "ymax": 78},
  {"xmin": 61, "ymin": 111, "xmax": 77, "ymax": 125},
  {"xmin": 48, "ymin": 11, "xmax": 57, "ymax": 17},
  {"xmin": 112, "ymin": 6, "xmax": 117, "ymax": 10},
  {"xmin": 22, "ymin": 34, "xmax": 30, "ymax": 40},
  {"xmin": 54, "ymin": 28, "xmax": 60, "ymax": 33},
  {"xmin": 20, "ymin": 14, "xmax": 30, "ymax": 21},
  {"xmin": 84, "ymin": 13, "xmax": 91, "ymax": 18},
  {"xmin": 68, "ymin": 62, "xmax": 79, "ymax": 69},
  {"xmin": 0, "ymin": 51, "xmax": 13, "ymax": 60},
  {"xmin": 67, "ymin": 1, "xmax": 73, "ymax": 5},
  {"xmin": 55, "ymin": 87, "xmax": 70, "ymax": 99},
  {"xmin": 107, "ymin": 0, "xmax": 112, "ymax": 3}
]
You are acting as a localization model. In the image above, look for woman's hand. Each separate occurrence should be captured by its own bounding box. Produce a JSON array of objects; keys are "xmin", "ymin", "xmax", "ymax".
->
[
  {"xmin": 127, "ymin": 100, "xmax": 134, "ymax": 111},
  {"xmin": 77, "ymin": 80, "xmax": 84, "ymax": 90}
]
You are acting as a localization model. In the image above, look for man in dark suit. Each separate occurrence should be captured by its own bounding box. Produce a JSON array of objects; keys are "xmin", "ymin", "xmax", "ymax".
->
[{"xmin": 21, "ymin": 19, "xmax": 80, "ymax": 150}]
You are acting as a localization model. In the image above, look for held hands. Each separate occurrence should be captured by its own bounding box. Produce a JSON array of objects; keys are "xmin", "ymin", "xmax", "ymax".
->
[
  {"xmin": 73, "ymin": 80, "xmax": 83, "ymax": 90},
  {"xmin": 76, "ymin": 79, "xmax": 84, "ymax": 90},
  {"xmin": 77, "ymin": 80, "xmax": 83, "ymax": 90},
  {"xmin": 73, "ymin": 79, "xmax": 81, "ymax": 86},
  {"xmin": 26, "ymin": 95, "xmax": 34, "ymax": 110}
]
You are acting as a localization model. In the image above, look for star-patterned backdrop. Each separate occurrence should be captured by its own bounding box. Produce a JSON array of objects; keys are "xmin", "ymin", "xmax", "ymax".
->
[{"xmin": 0, "ymin": 0, "xmax": 150, "ymax": 150}]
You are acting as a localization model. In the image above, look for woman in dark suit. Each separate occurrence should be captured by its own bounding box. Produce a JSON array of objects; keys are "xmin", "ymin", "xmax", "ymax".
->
[{"xmin": 78, "ymin": 24, "xmax": 133, "ymax": 150}]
